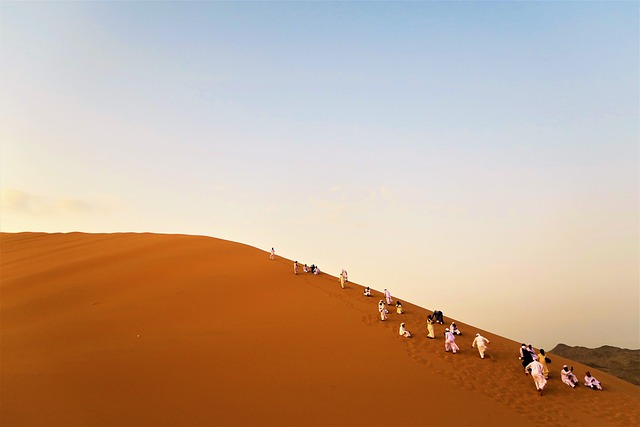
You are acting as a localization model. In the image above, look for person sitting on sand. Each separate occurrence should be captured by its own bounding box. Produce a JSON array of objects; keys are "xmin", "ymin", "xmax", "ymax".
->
[
  {"xmin": 378, "ymin": 300, "xmax": 388, "ymax": 321},
  {"xmin": 426, "ymin": 315, "xmax": 435, "ymax": 339},
  {"xmin": 584, "ymin": 371, "xmax": 603, "ymax": 390},
  {"xmin": 450, "ymin": 322, "xmax": 461, "ymax": 335},
  {"xmin": 303, "ymin": 264, "xmax": 309, "ymax": 273},
  {"xmin": 396, "ymin": 301, "xmax": 404, "ymax": 314},
  {"xmin": 561, "ymin": 365, "xmax": 579, "ymax": 388},
  {"xmin": 471, "ymin": 333, "xmax": 490, "ymax": 359},
  {"xmin": 444, "ymin": 328, "xmax": 459, "ymax": 354},
  {"xmin": 384, "ymin": 289, "xmax": 393, "ymax": 305},
  {"xmin": 525, "ymin": 359, "xmax": 547, "ymax": 397},
  {"xmin": 432, "ymin": 310, "xmax": 444, "ymax": 324},
  {"xmin": 363, "ymin": 286, "xmax": 371, "ymax": 297},
  {"xmin": 312, "ymin": 265, "xmax": 320, "ymax": 275},
  {"xmin": 399, "ymin": 322, "xmax": 411, "ymax": 338}
]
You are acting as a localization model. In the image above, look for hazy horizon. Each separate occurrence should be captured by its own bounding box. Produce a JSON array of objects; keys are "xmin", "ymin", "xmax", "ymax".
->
[{"xmin": 1, "ymin": 1, "xmax": 638, "ymax": 350}]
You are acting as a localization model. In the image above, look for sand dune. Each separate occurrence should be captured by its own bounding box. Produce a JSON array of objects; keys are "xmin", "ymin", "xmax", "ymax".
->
[{"xmin": 1, "ymin": 232, "xmax": 638, "ymax": 426}]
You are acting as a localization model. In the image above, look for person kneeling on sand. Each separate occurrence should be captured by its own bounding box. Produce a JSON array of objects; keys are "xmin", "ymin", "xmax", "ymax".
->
[
  {"xmin": 450, "ymin": 322, "xmax": 462, "ymax": 335},
  {"xmin": 471, "ymin": 333, "xmax": 490, "ymax": 359},
  {"xmin": 378, "ymin": 300, "xmax": 388, "ymax": 321},
  {"xmin": 525, "ymin": 360, "xmax": 547, "ymax": 397},
  {"xmin": 584, "ymin": 372, "xmax": 603, "ymax": 390},
  {"xmin": 444, "ymin": 328, "xmax": 459, "ymax": 354},
  {"xmin": 396, "ymin": 301, "xmax": 404, "ymax": 314},
  {"xmin": 363, "ymin": 286, "xmax": 371, "ymax": 297},
  {"xmin": 561, "ymin": 365, "xmax": 579, "ymax": 388},
  {"xmin": 399, "ymin": 323, "xmax": 412, "ymax": 338}
]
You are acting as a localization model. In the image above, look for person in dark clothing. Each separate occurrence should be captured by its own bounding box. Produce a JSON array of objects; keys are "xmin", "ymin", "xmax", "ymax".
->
[
  {"xmin": 520, "ymin": 343, "xmax": 534, "ymax": 369},
  {"xmin": 432, "ymin": 310, "xmax": 444, "ymax": 324}
]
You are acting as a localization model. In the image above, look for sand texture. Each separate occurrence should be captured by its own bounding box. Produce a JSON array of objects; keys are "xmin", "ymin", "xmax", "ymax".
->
[{"xmin": 1, "ymin": 232, "xmax": 639, "ymax": 426}]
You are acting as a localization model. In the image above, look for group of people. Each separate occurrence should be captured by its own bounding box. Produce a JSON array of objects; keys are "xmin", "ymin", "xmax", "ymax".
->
[
  {"xmin": 377, "ymin": 289, "xmax": 399, "ymax": 320},
  {"xmin": 373, "ymin": 289, "xmax": 491, "ymax": 360},
  {"xmin": 276, "ymin": 250, "xmax": 606, "ymax": 397},
  {"xmin": 292, "ymin": 260, "xmax": 320, "ymax": 275},
  {"xmin": 520, "ymin": 343, "xmax": 603, "ymax": 396}
]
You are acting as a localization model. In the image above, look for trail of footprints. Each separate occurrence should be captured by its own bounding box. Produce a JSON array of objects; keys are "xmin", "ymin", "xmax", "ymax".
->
[{"xmin": 287, "ymin": 264, "xmax": 634, "ymax": 426}]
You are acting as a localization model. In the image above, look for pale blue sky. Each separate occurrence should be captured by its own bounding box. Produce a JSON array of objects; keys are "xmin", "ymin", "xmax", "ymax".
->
[{"xmin": 1, "ymin": 1, "xmax": 638, "ymax": 349}]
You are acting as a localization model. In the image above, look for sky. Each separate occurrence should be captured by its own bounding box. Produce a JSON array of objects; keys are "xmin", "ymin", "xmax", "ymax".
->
[{"xmin": 1, "ymin": 1, "xmax": 638, "ymax": 350}]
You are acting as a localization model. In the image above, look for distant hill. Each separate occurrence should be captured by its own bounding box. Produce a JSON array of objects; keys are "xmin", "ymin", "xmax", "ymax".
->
[{"xmin": 550, "ymin": 344, "xmax": 640, "ymax": 386}]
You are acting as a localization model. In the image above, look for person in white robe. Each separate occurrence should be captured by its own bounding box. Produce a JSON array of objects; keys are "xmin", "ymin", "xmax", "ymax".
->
[
  {"xmin": 341, "ymin": 269, "xmax": 348, "ymax": 282},
  {"xmin": 471, "ymin": 333, "xmax": 490, "ymax": 359},
  {"xmin": 303, "ymin": 264, "xmax": 309, "ymax": 273},
  {"xmin": 450, "ymin": 322, "xmax": 462, "ymax": 335},
  {"xmin": 293, "ymin": 261, "xmax": 299, "ymax": 275},
  {"xmin": 339, "ymin": 273, "xmax": 345, "ymax": 289},
  {"xmin": 399, "ymin": 323, "xmax": 411, "ymax": 338},
  {"xmin": 270, "ymin": 248, "xmax": 275, "ymax": 260},
  {"xmin": 444, "ymin": 328, "xmax": 459, "ymax": 354},
  {"xmin": 584, "ymin": 372, "xmax": 603, "ymax": 390},
  {"xmin": 384, "ymin": 289, "xmax": 393, "ymax": 305},
  {"xmin": 525, "ymin": 360, "xmax": 547, "ymax": 396},
  {"xmin": 378, "ymin": 300, "xmax": 388, "ymax": 321},
  {"xmin": 561, "ymin": 365, "xmax": 579, "ymax": 388}
]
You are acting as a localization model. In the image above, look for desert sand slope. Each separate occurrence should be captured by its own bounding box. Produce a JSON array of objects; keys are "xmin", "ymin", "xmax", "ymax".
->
[{"xmin": 1, "ymin": 232, "xmax": 638, "ymax": 427}]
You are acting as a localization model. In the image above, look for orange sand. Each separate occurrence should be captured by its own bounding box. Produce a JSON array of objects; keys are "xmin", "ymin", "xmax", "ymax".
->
[{"xmin": 1, "ymin": 232, "xmax": 638, "ymax": 426}]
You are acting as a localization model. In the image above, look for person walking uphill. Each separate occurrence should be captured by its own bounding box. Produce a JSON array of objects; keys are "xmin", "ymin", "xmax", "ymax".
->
[
  {"xmin": 520, "ymin": 344, "xmax": 534, "ymax": 369},
  {"xmin": 339, "ymin": 272, "xmax": 345, "ymax": 289},
  {"xmin": 378, "ymin": 300, "xmax": 388, "ymax": 321},
  {"xmin": 471, "ymin": 333, "xmax": 490, "ymax": 359},
  {"xmin": 270, "ymin": 247, "xmax": 275, "ymax": 260},
  {"xmin": 537, "ymin": 349, "xmax": 550, "ymax": 379},
  {"xmin": 426, "ymin": 315, "xmax": 435, "ymax": 339},
  {"xmin": 384, "ymin": 289, "xmax": 393, "ymax": 306},
  {"xmin": 444, "ymin": 328, "xmax": 459, "ymax": 354},
  {"xmin": 525, "ymin": 359, "xmax": 547, "ymax": 397}
]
